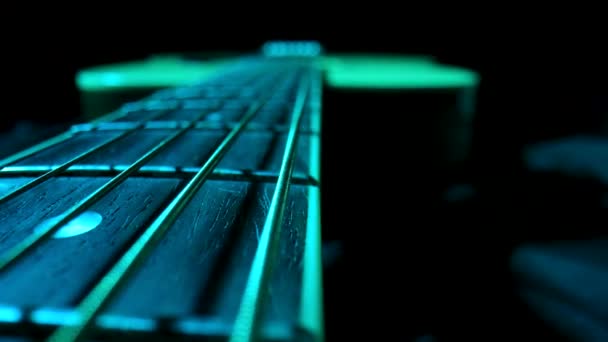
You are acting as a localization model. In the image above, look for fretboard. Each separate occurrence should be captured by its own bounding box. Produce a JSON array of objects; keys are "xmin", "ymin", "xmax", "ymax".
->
[{"xmin": 0, "ymin": 55, "xmax": 323, "ymax": 342}]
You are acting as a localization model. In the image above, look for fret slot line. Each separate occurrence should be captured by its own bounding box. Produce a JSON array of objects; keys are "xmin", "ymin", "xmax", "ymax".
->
[
  {"xmin": 0, "ymin": 107, "xmax": 212, "ymax": 273},
  {"xmin": 46, "ymin": 73, "xmax": 289, "ymax": 342},
  {"xmin": 0, "ymin": 165, "xmax": 318, "ymax": 186},
  {"xmin": 0, "ymin": 104, "xmax": 180, "ymax": 170},
  {"xmin": 0, "ymin": 304, "xmax": 290, "ymax": 340},
  {"xmin": 70, "ymin": 121, "xmax": 318, "ymax": 135},
  {"xmin": 89, "ymin": 101, "xmax": 177, "ymax": 124},
  {"xmin": 231, "ymin": 72, "xmax": 310, "ymax": 342},
  {"xmin": 87, "ymin": 68, "xmax": 265, "ymax": 125},
  {"xmin": 0, "ymin": 106, "xmax": 188, "ymax": 204},
  {"xmin": 0, "ymin": 131, "xmax": 130, "ymax": 204}
]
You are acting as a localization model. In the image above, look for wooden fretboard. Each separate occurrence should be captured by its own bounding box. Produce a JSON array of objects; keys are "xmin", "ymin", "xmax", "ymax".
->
[{"xmin": 0, "ymin": 54, "xmax": 323, "ymax": 342}]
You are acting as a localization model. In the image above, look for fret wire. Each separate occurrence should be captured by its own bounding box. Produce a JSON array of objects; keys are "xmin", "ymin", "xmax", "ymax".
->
[
  {"xmin": 0, "ymin": 165, "xmax": 318, "ymax": 186},
  {"xmin": 87, "ymin": 68, "xmax": 266, "ymax": 125},
  {"xmin": 0, "ymin": 304, "xmax": 290, "ymax": 340},
  {"xmin": 87, "ymin": 103, "xmax": 182, "ymax": 129},
  {"xmin": 46, "ymin": 72, "xmax": 290, "ymax": 342},
  {"xmin": 0, "ymin": 131, "xmax": 74, "ymax": 169},
  {"xmin": 231, "ymin": 71, "xmax": 310, "ymax": 342},
  {"xmin": 0, "ymin": 104, "xmax": 217, "ymax": 273},
  {"xmin": 0, "ymin": 106, "xmax": 193, "ymax": 204},
  {"xmin": 88, "ymin": 98, "xmax": 180, "ymax": 125},
  {"xmin": 70, "ymin": 122, "xmax": 318, "ymax": 135},
  {"xmin": 0, "ymin": 128, "xmax": 187, "ymax": 273},
  {"xmin": 0, "ymin": 131, "xmax": 131, "ymax": 205}
]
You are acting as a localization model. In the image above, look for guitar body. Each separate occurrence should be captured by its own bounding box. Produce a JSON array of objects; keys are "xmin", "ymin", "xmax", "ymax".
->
[
  {"xmin": 78, "ymin": 50, "xmax": 478, "ymax": 169},
  {"xmin": 0, "ymin": 42, "xmax": 478, "ymax": 341}
]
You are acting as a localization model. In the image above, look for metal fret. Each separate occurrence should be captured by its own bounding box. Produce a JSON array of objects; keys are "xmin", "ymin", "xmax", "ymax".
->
[
  {"xmin": 231, "ymin": 73, "xmax": 310, "ymax": 342},
  {"xmin": 0, "ymin": 106, "xmax": 214, "ymax": 272},
  {"xmin": 89, "ymin": 98, "xmax": 179, "ymax": 124},
  {"xmin": 88, "ymin": 68, "xmax": 268, "ymax": 125},
  {"xmin": 70, "ymin": 121, "xmax": 318, "ymax": 135},
  {"xmin": 0, "ymin": 130, "xmax": 182, "ymax": 272},
  {"xmin": 0, "ymin": 165, "xmax": 318, "ymax": 186},
  {"xmin": 0, "ymin": 131, "xmax": 129, "ymax": 204},
  {"xmin": 0, "ymin": 107, "xmax": 188, "ymax": 204},
  {"xmin": 0, "ymin": 58, "xmax": 323, "ymax": 342},
  {"xmin": 46, "ymin": 73, "xmax": 290, "ymax": 342},
  {"xmin": 0, "ymin": 304, "xmax": 290, "ymax": 341}
]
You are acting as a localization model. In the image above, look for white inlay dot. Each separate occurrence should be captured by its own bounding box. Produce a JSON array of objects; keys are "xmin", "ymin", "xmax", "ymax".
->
[{"xmin": 35, "ymin": 211, "xmax": 103, "ymax": 239}]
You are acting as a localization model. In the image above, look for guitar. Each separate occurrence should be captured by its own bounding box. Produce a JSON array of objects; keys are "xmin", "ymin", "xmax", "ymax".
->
[
  {"xmin": 0, "ymin": 42, "xmax": 479, "ymax": 341},
  {"xmin": 77, "ymin": 42, "xmax": 478, "ymax": 172}
]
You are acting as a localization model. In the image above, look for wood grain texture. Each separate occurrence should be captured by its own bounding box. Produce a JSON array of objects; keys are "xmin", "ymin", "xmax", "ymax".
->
[
  {"xmin": 253, "ymin": 107, "xmax": 288, "ymax": 126},
  {"xmin": 201, "ymin": 183, "xmax": 308, "ymax": 330},
  {"xmin": 266, "ymin": 134, "xmax": 310, "ymax": 174},
  {"xmin": 106, "ymin": 180, "xmax": 251, "ymax": 317},
  {"xmin": 201, "ymin": 183, "xmax": 272, "ymax": 323},
  {"xmin": 261, "ymin": 185, "xmax": 308, "ymax": 324},
  {"xmin": 0, "ymin": 177, "xmax": 109, "ymax": 255},
  {"xmin": 0, "ymin": 178, "xmax": 34, "ymax": 197},
  {"xmin": 157, "ymin": 107, "xmax": 220, "ymax": 122},
  {"xmin": 215, "ymin": 108, "xmax": 247, "ymax": 122},
  {"xmin": 115, "ymin": 110, "xmax": 165, "ymax": 123},
  {"xmin": 12, "ymin": 132, "xmax": 120, "ymax": 166},
  {"xmin": 0, "ymin": 177, "xmax": 181, "ymax": 308},
  {"xmin": 218, "ymin": 132, "xmax": 274, "ymax": 171},
  {"xmin": 0, "ymin": 62, "xmax": 317, "ymax": 341},
  {"xmin": 146, "ymin": 131, "xmax": 224, "ymax": 167},
  {"xmin": 0, "ymin": 337, "xmax": 30, "ymax": 342},
  {"xmin": 299, "ymin": 106, "xmax": 313, "ymax": 131},
  {"xmin": 79, "ymin": 131, "xmax": 170, "ymax": 166}
]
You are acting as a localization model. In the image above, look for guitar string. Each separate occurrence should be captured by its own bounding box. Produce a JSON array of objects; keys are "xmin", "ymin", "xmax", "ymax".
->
[
  {"xmin": 298, "ymin": 70, "xmax": 325, "ymax": 340},
  {"xmin": 0, "ymin": 131, "xmax": 74, "ymax": 170},
  {"xmin": 0, "ymin": 71, "xmax": 276, "ymax": 272},
  {"xmin": 0, "ymin": 122, "xmax": 189, "ymax": 271},
  {"xmin": 0, "ymin": 64, "xmax": 262, "ymax": 170},
  {"xmin": 0, "ymin": 63, "xmax": 315, "ymax": 340},
  {"xmin": 0, "ymin": 92, "xmax": 181, "ymax": 171},
  {"xmin": 0, "ymin": 66, "xmax": 276, "ymax": 268},
  {"xmin": 230, "ymin": 70, "xmax": 310, "ymax": 342},
  {"xmin": 0, "ymin": 107, "xmax": 177, "ymax": 204},
  {"xmin": 0, "ymin": 73, "xmax": 262, "ymax": 204},
  {"xmin": 0, "ymin": 94, "xmax": 175, "ymax": 169},
  {"xmin": 46, "ymin": 68, "xmax": 294, "ymax": 342},
  {"xmin": 87, "ymin": 64, "xmax": 261, "ymax": 125}
]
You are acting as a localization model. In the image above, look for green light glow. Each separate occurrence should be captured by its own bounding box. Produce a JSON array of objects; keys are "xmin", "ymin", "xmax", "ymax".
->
[
  {"xmin": 231, "ymin": 77, "xmax": 310, "ymax": 342},
  {"xmin": 76, "ymin": 53, "xmax": 478, "ymax": 93},
  {"xmin": 323, "ymin": 54, "xmax": 479, "ymax": 89},
  {"xmin": 76, "ymin": 55, "xmax": 231, "ymax": 91},
  {"xmin": 298, "ymin": 72, "xmax": 323, "ymax": 341}
]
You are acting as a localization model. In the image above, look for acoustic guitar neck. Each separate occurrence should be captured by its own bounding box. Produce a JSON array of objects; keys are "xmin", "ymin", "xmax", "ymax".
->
[{"xmin": 0, "ymin": 43, "xmax": 324, "ymax": 342}]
